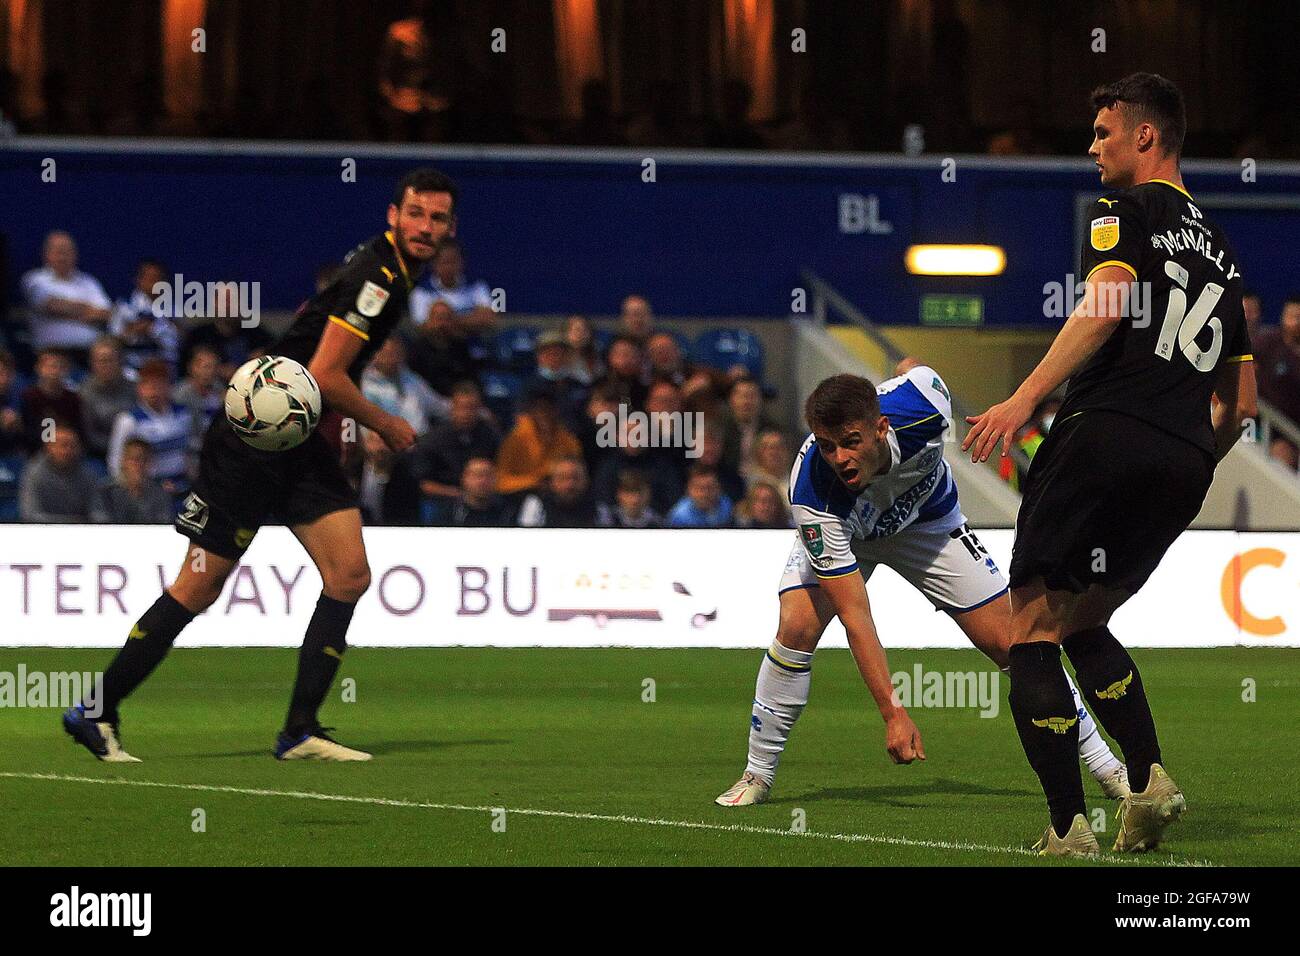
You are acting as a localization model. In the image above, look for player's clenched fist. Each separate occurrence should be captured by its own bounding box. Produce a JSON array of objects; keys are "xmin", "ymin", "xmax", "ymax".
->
[
  {"xmin": 885, "ymin": 711, "xmax": 927, "ymax": 764},
  {"xmin": 379, "ymin": 412, "xmax": 417, "ymax": 453}
]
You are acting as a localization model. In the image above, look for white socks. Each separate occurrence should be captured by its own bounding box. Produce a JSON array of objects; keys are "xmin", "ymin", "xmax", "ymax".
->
[
  {"xmin": 1065, "ymin": 670, "xmax": 1123, "ymax": 778},
  {"xmin": 745, "ymin": 640, "xmax": 813, "ymax": 784},
  {"xmin": 744, "ymin": 643, "xmax": 1121, "ymax": 787}
]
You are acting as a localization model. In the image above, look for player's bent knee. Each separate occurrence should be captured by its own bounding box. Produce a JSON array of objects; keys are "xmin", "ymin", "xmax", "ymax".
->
[{"xmin": 322, "ymin": 563, "xmax": 371, "ymax": 602}]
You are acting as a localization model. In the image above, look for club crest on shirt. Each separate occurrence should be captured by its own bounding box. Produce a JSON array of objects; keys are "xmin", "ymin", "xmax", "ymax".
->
[
  {"xmin": 800, "ymin": 523, "xmax": 825, "ymax": 557},
  {"xmin": 1090, "ymin": 215, "xmax": 1119, "ymax": 251},
  {"xmin": 356, "ymin": 280, "xmax": 390, "ymax": 317}
]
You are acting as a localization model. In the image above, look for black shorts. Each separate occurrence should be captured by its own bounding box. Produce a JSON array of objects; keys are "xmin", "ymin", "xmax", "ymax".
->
[
  {"xmin": 175, "ymin": 414, "xmax": 358, "ymax": 559},
  {"xmin": 1008, "ymin": 409, "xmax": 1214, "ymax": 595}
]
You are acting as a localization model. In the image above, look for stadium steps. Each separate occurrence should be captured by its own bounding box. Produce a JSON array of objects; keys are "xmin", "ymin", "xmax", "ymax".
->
[{"xmin": 790, "ymin": 319, "xmax": 1021, "ymax": 528}]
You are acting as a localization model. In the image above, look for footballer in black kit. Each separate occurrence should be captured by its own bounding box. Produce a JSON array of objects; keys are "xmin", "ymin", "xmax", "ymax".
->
[
  {"xmin": 64, "ymin": 168, "xmax": 458, "ymax": 763},
  {"xmin": 964, "ymin": 75, "xmax": 1257, "ymax": 856}
]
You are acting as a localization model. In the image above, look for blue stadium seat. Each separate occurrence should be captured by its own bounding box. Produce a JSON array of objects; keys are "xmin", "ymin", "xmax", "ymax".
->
[
  {"xmin": 692, "ymin": 328, "xmax": 765, "ymax": 378},
  {"xmin": 480, "ymin": 369, "xmax": 523, "ymax": 429},
  {"xmin": 494, "ymin": 326, "xmax": 539, "ymax": 373},
  {"xmin": 420, "ymin": 496, "xmax": 451, "ymax": 526}
]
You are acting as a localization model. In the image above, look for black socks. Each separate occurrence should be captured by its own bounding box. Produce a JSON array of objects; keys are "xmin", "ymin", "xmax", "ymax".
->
[
  {"xmin": 93, "ymin": 591, "xmax": 197, "ymax": 722},
  {"xmin": 1008, "ymin": 641, "xmax": 1085, "ymax": 838},
  {"xmin": 1063, "ymin": 626, "xmax": 1161, "ymax": 793},
  {"xmin": 284, "ymin": 593, "xmax": 356, "ymax": 737}
]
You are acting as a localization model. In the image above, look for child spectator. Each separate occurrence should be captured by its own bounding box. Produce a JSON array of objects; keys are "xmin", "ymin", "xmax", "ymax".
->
[
  {"xmin": 413, "ymin": 380, "xmax": 501, "ymax": 500},
  {"xmin": 107, "ymin": 358, "xmax": 195, "ymax": 496},
  {"xmin": 667, "ymin": 465, "xmax": 734, "ymax": 528},
  {"xmin": 609, "ymin": 470, "xmax": 662, "ymax": 528},
  {"xmin": 92, "ymin": 437, "xmax": 174, "ymax": 523}
]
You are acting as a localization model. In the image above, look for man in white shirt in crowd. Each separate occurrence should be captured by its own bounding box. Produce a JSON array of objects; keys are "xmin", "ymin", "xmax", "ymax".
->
[
  {"xmin": 408, "ymin": 238, "xmax": 496, "ymax": 335},
  {"xmin": 20, "ymin": 231, "xmax": 113, "ymax": 364}
]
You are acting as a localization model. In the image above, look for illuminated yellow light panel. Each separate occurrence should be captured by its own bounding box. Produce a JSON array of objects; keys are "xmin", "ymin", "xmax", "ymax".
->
[{"xmin": 905, "ymin": 244, "xmax": 1006, "ymax": 276}]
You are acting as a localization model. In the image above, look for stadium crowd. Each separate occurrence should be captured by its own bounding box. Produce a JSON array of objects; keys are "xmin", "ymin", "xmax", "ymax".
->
[{"xmin": 0, "ymin": 230, "xmax": 800, "ymax": 530}]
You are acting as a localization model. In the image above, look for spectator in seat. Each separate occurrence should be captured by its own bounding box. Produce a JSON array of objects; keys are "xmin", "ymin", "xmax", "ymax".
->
[
  {"xmin": 736, "ymin": 481, "xmax": 793, "ymax": 529},
  {"xmin": 718, "ymin": 375, "xmax": 777, "ymax": 475},
  {"xmin": 444, "ymin": 457, "xmax": 515, "ymax": 527},
  {"xmin": 564, "ymin": 314, "xmax": 604, "ymax": 385},
  {"xmin": 1242, "ymin": 290, "xmax": 1270, "ymax": 351},
  {"xmin": 496, "ymin": 384, "xmax": 583, "ymax": 496},
  {"xmin": 413, "ymin": 380, "xmax": 501, "ymax": 501},
  {"xmin": 696, "ymin": 420, "xmax": 746, "ymax": 504},
  {"xmin": 20, "ymin": 230, "xmax": 113, "ymax": 363},
  {"xmin": 409, "ymin": 239, "xmax": 496, "ymax": 337},
  {"xmin": 110, "ymin": 258, "xmax": 181, "ymax": 374},
  {"xmin": 618, "ymin": 294, "xmax": 655, "ymax": 345},
  {"xmin": 407, "ymin": 301, "xmax": 485, "ymax": 397},
  {"xmin": 1256, "ymin": 296, "xmax": 1300, "ymax": 430},
  {"xmin": 107, "ymin": 358, "xmax": 195, "ymax": 496},
  {"xmin": 742, "ymin": 427, "xmax": 792, "ymax": 499},
  {"xmin": 596, "ymin": 335, "xmax": 648, "ymax": 411},
  {"xmin": 682, "ymin": 366, "xmax": 729, "ymax": 420},
  {"xmin": 526, "ymin": 329, "xmax": 588, "ymax": 431},
  {"xmin": 517, "ymin": 457, "xmax": 611, "ymax": 528},
  {"xmin": 0, "ymin": 349, "xmax": 26, "ymax": 457},
  {"xmin": 646, "ymin": 332, "xmax": 692, "ymax": 387},
  {"xmin": 18, "ymin": 423, "xmax": 96, "ymax": 522},
  {"xmin": 362, "ymin": 335, "xmax": 449, "ymax": 435},
  {"xmin": 356, "ymin": 426, "xmax": 421, "ymax": 526},
  {"xmin": 609, "ymin": 469, "xmax": 662, "ymax": 528},
  {"xmin": 667, "ymin": 464, "xmax": 734, "ymax": 528},
  {"xmin": 180, "ymin": 310, "xmax": 272, "ymax": 382},
  {"xmin": 173, "ymin": 344, "xmax": 225, "ymax": 439},
  {"xmin": 578, "ymin": 381, "xmax": 622, "ymax": 480},
  {"xmin": 590, "ymin": 413, "xmax": 685, "ymax": 517},
  {"xmin": 21, "ymin": 348, "xmax": 83, "ymax": 452},
  {"xmin": 79, "ymin": 336, "xmax": 137, "ymax": 460},
  {"xmin": 91, "ymin": 437, "xmax": 174, "ymax": 523}
]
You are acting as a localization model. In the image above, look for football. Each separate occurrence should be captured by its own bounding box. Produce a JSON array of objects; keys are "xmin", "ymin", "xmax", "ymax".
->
[{"xmin": 224, "ymin": 355, "xmax": 322, "ymax": 451}]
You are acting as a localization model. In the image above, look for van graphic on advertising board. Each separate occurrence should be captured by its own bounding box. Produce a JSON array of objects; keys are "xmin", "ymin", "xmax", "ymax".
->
[{"xmin": 546, "ymin": 572, "xmax": 718, "ymax": 629}]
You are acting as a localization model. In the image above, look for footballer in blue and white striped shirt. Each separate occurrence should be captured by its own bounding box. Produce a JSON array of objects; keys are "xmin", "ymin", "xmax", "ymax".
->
[{"xmin": 715, "ymin": 365, "xmax": 1129, "ymax": 807}]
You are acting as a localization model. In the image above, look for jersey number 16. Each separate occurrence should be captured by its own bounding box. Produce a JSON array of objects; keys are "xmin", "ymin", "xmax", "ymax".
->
[{"xmin": 1154, "ymin": 259, "xmax": 1224, "ymax": 373}]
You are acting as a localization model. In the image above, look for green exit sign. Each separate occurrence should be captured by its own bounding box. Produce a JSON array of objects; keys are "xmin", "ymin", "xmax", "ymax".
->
[{"xmin": 920, "ymin": 295, "xmax": 984, "ymax": 326}]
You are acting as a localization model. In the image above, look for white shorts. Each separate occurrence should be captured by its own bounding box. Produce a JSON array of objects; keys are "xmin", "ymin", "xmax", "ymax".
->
[{"xmin": 777, "ymin": 509, "xmax": 1008, "ymax": 613}]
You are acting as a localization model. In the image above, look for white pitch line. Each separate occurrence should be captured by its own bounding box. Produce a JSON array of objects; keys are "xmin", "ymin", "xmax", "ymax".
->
[{"xmin": 0, "ymin": 772, "xmax": 1211, "ymax": 866}]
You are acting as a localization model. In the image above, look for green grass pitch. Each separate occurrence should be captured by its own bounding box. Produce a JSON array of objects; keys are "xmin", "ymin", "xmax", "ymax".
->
[{"xmin": 0, "ymin": 646, "xmax": 1294, "ymax": 866}]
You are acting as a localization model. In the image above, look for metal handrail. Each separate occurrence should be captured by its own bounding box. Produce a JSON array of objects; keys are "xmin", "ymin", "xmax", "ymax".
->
[
  {"xmin": 799, "ymin": 269, "xmax": 1035, "ymax": 478},
  {"xmin": 1257, "ymin": 396, "xmax": 1300, "ymax": 459}
]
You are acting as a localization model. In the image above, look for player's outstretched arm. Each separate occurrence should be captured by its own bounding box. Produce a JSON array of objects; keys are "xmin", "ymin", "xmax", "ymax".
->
[
  {"xmin": 1210, "ymin": 356, "xmax": 1258, "ymax": 462},
  {"xmin": 962, "ymin": 264, "xmax": 1132, "ymax": 462},
  {"xmin": 308, "ymin": 322, "xmax": 415, "ymax": 453},
  {"xmin": 819, "ymin": 572, "xmax": 926, "ymax": 764}
]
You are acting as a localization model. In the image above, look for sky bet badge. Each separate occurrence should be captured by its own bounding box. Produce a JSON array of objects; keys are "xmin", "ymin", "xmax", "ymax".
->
[{"xmin": 1091, "ymin": 215, "xmax": 1119, "ymax": 251}]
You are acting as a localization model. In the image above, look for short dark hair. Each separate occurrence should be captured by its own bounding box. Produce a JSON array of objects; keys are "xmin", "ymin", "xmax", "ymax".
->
[
  {"xmin": 805, "ymin": 374, "xmax": 881, "ymax": 433},
  {"xmin": 1090, "ymin": 73, "xmax": 1186, "ymax": 157},
  {"xmin": 1284, "ymin": 293, "xmax": 1300, "ymax": 309},
  {"xmin": 392, "ymin": 167, "xmax": 458, "ymax": 210}
]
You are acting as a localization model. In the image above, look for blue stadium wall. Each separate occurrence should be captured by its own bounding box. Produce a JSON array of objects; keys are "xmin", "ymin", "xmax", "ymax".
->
[{"xmin": 4, "ymin": 140, "xmax": 1299, "ymax": 324}]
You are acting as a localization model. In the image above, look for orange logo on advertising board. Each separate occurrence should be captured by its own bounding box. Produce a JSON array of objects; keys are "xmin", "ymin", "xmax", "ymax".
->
[{"xmin": 1220, "ymin": 549, "xmax": 1286, "ymax": 637}]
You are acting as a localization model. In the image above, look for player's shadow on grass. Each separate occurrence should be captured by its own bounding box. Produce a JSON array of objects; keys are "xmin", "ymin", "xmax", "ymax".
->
[
  {"xmin": 773, "ymin": 777, "xmax": 1034, "ymax": 808},
  {"xmin": 199, "ymin": 738, "xmax": 511, "ymax": 758}
]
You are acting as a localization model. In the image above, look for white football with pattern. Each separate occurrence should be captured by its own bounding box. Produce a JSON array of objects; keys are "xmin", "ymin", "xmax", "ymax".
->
[{"xmin": 224, "ymin": 355, "xmax": 323, "ymax": 451}]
